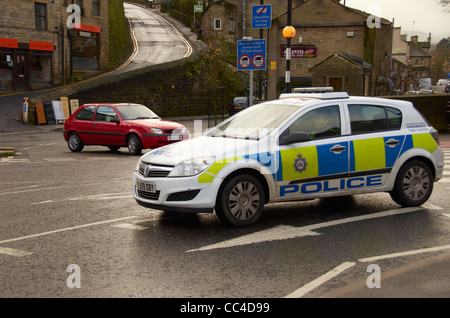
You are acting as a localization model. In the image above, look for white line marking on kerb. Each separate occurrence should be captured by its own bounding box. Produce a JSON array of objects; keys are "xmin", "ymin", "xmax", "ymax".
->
[{"xmin": 284, "ymin": 262, "xmax": 356, "ymax": 298}]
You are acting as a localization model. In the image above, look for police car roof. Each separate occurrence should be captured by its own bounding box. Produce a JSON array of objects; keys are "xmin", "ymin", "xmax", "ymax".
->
[
  {"xmin": 279, "ymin": 87, "xmax": 348, "ymax": 100},
  {"xmin": 278, "ymin": 88, "xmax": 413, "ymax": 109}
]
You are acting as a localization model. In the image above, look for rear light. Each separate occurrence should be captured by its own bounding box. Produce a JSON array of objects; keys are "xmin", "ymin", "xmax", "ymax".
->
[{"xmin": 430, "ymin": 128, "xmax": 440, "ymax": 145}]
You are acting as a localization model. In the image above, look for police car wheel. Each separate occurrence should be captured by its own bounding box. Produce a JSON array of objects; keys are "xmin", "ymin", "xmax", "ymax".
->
[
  {"xmin": 68, "ymin": 132, "xmax": 84, "ymax": 152},
  {"xmin": 390, "ymin": 160, "xmax": 433, "ymax": 206},
  {"xmin": 216, "ymin": 174, "xmax": 265, "ymax": 227}
]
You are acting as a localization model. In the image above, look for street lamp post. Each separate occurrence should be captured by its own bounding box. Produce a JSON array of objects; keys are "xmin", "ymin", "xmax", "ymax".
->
[{"xmin": 283, "ymin": 0, "xmax": 295, "ymax": 93}]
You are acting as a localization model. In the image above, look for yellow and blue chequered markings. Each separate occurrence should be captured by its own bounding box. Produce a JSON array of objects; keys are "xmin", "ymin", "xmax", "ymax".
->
[
  {"xmin": 349, "ymin": 136, "xmax": 404, "ymax": 172},
  {"xmin": 197, "ymin": 133, "xmax": 438, "ymax": 189},
  {"xmin": 278, "ymin": 133, "xmax": 439, "ymax": 197}
]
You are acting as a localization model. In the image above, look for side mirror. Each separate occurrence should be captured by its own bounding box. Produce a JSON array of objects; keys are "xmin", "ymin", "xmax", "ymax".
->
[
  {"xmin": 110, "ymin": 117, "xmax": 120, "ymax": 123},
  {"xmin": 279, "ymin": 132, "xmax": 310, "ymax": 145}
]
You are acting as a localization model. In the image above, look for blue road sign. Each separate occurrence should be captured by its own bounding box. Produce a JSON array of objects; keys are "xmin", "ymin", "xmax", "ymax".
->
[
  {"xmin": 252, "ymin": 5, "xmax": 272, "ymax": 29},
  {"xmin": 237, "ymin": 39, "xmax": 266, "ymax": 71}
]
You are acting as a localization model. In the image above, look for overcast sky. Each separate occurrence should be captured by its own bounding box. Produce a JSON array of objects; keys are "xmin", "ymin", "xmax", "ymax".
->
[{"xmin": 343, "ymin": 0, "xmax": 450, "ymax": 43}]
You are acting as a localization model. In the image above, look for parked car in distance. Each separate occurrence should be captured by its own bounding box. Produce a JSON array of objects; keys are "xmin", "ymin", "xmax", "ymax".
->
[
  {"xmin": 437, "ymin": 79, "xmax": 448, "ymax": 86},
  {"xmin": 418, "ymin": 89, "xmax": 434, "ymax": 95},
  {"xmin": 63, "ymin": 103, "xmax": 189, "ymax": 155},
  {"xmin": 228, "ymin": 97, "xmax": 251, "ymax": 116},
  {"xmin": 446, "ymin": 81, "xmax": 449, "ymax": 93}
]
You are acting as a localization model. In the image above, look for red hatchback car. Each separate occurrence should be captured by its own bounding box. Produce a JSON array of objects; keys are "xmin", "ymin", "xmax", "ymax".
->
[{"xmin": 63, "ymin": 103, "xmax": 189, "ymax": 155}]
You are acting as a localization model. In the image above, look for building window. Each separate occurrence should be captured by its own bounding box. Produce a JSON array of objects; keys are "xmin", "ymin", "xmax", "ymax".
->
[
  {"xmin": 92, "ymin": 0, "xmax": 100, "ymax": 16},
  {"xmin": 229, "ymin": 18, "xmax": 235, "ymax": 32},
  {"xmin": 35, "ymin": 2, "xmax": 47, "ymax": 30},
  {"xmin": 214, "ymin": 19, "xmax": 222, "ymax": 30},
  {"xmin": 73, "ymin": 0, "xmax": 84, "ymax": 16},
  {"xmin": 0, "ymin": 51, "xmax": 14, "ymax": 90},
  {"xmin": 71, "ymin": 31, "xmax": 99, "ymax": 70}
]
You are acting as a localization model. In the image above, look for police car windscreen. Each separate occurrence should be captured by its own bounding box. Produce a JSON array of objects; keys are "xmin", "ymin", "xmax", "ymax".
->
[{"xmin": 206, "ymin": 103, "xmax": 298, "ymax": 140}]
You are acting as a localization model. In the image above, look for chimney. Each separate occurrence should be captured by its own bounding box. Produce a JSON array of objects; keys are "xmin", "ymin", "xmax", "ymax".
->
[
  {"xmin": 411, "ymin": 35, "xmax": 418, "ymax": 44},
  {"xmin": 427, "ymin": 33, "xmax": 431, "ymax": 43}
]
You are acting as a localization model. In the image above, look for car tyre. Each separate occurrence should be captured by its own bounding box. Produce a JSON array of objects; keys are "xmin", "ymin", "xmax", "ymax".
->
[
  {"xmin": 389, "ymin": 160, "xmax": 433, "ymax": 206},
  {"xmin": 67, "ymin": 132, "xmax": 84, "ymax": 152},
  {"xmin": 215, "ymin": 174, "xmax": 265, "ymax": 227},
  {"xmin": 127, "ymin": 134, "xmax": 143, "ymax": 155}
]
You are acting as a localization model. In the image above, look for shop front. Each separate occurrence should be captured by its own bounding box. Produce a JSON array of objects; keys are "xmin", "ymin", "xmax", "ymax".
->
[{"xmin": 0, "ymin": 38, "xmax": 53, "ymax": 91}]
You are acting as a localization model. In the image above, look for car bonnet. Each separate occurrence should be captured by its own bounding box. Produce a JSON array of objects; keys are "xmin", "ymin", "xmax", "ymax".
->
[{"xmin": 140, "ymin": 135, "xmax": 260, "ymax": 166}]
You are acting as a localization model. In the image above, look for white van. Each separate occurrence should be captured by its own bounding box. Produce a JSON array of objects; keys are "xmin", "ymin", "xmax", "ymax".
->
[{"xmin": 419, "ymin": 78, "xmax": 432, "ymax": 90}]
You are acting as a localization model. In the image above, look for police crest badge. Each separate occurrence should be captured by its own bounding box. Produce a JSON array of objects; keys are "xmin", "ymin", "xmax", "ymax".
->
[{"xmin": 294, "ymin": 153, "xmax": 307, "ymax": 173}]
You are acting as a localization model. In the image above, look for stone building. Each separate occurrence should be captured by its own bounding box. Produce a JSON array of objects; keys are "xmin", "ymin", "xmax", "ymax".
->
[
  {"xmin": 0, "ymin": 0, "xmax": 109, "ymax": 91},
  {"xmin": 391, "ymin": 29, "xmax": 433, "ymax": 92},
  {"xmin": 309, "ymin": 51, "xmax": 372, "ymax": 96},
  {"xmin": 407, "ymin": 34, "xmax": 432, "ymax": 89},
  {"xmin": 202, "ymin": 0, "xmax": 393, "ymax": 99}
]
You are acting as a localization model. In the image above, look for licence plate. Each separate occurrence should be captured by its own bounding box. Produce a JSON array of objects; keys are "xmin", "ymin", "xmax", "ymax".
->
[
  {"xmin": 168, "ymin": 135, "xmax": 182, "ymax": 141},
  {"xmin": 234, "ymin": 106, "xmax": 243, "ymax": 109},
  {"xmin": 136, "ymin": 180, "xmax": 156, "ymax": 193}
]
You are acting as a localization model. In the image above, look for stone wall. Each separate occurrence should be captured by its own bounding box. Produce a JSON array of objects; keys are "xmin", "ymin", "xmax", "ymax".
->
[{"xmin": 27, "ymin": 54, "xmax": 228, "ymax": 122}]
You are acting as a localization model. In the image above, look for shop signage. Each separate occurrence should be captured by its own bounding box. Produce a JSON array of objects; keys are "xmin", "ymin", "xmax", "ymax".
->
[
  {"xmin": 74, "ymin": 24, "xmax": 101, "ymax": 33},
  {"xmin": 0, "ymin": 38, "xmax": 18, "ymax": 49},
  {"xmin": 29, "ymin": 41, "xmax": 54, "ymax": 52},
  {"xmin": 281, "ymin": 46, "xmax": 317, "ymax": 58}
]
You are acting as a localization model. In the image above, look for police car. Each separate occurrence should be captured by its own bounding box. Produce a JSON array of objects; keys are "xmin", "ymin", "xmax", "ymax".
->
[{"xmin": 133, "ymin": 88, "xmax": 444, "ymax": 226}]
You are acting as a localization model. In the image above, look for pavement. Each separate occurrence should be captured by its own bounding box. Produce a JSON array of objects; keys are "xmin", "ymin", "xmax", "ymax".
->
[{"xmin": 439, "ymin": 131, "xmax": 450, "ymax": 148}]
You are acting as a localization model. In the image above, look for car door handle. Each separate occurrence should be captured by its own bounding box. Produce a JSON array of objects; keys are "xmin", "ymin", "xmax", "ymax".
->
[
  {"xmin": 385, "ymin": 138, "xmax": 400, "ymax": 147},
  {"xmin": 330, "ymin": 144, "xmax": 346, "ymax": 154}
]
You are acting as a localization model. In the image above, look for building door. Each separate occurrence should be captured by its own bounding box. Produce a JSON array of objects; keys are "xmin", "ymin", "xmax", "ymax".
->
[
  {"xmin": 328, "ymin": 77, "xmax": 343, "ymax": 92},
  {"xmin": 15, "ymin": 51, "xmax": 29, "ymax": 90}
]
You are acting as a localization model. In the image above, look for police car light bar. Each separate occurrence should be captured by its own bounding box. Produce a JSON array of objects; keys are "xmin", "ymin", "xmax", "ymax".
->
[
  {"xmin": 293, "ymin": 87, "xmax": 334, "ymax": 93},
  {"xmin": 280, "ymin": 87, "xmax": 349, "ymax": 100},
  {"xmin": 279, "ymin": 91, "xmax": 349, "ymax": 100}
]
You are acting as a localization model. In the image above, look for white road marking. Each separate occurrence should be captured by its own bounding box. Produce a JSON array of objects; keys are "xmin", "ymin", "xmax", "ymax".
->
[
  {"xmin": 284, "ymin": 262, "xmax": 356, "ymax": 298},
  {"xmin": 23, "ymin": 143, "xmax": 56, "ymax": 150},
  {"xmin": 358, "ymin": 244, "xmax": 450, "ymax": 263},
  {"xmin": 188, "ymin": 225, "xmax": 321, "ymax": 252},
  {"xmin": 0, "ymin": 247, "xmax": 33, "ymax": 257},
  {"xmin": 69, "ymin": 193, "xmax": 133, "ymax": 201},
  {"xmin": 43, "ymin": 158, "xmax": 77, "ymax": 162},
  {"xmin": 0, "ymin": 216, "xmax": 136, "ymax": 245},
  {"xmin": 113, "ymin": 223, "xmax": 149, "ymax": 231},
  {"xmin": 30, "ymin": 200, "xmax": 54, "ymax": 205},
  {"xmin": 421, "ymin": 202, "xmax": 443, "ymax": 210},
  {"xmin": 0, "ymin": 157, "xmax": 31, "ymax": 163},
  {"xmin": 285, "ymin": 244, "xmax": 450, "ymax": 298},
  {"xmin": 187, "ymin": 207, "xmax": 426, "ymax": 252}
]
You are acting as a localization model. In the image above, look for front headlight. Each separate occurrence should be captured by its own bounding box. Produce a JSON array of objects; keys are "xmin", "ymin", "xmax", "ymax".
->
[
  {"xmin": 168, "ymin": 156, "xmax": 215, "ymax": 177},
  {"xmin": 149, "ymin": 128, "xmax": 163, "ymax": 134}
]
